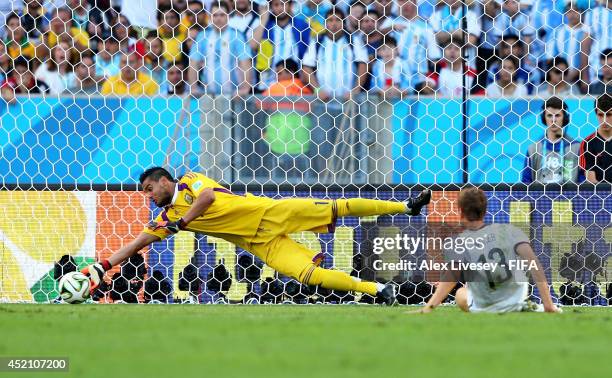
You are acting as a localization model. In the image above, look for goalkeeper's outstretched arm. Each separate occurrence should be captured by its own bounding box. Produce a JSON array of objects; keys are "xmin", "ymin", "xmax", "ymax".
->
[{"xmin": 82, "ymin": 232, "xmax": 160, "ymax": 289}]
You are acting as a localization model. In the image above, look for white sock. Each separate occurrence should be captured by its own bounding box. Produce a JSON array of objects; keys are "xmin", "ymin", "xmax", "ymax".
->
[{"xmin": 376, "ymin": 283, "xmax": 386, "ymax": 292}]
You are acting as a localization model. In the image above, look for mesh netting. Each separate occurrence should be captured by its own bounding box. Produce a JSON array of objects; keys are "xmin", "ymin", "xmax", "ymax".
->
[{"xmin": 0, "ymin": 0, "xmax": 610, "ymax": 305}]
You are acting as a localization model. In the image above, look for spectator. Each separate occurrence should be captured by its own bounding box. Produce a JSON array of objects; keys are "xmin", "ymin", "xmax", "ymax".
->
[
  {"xmin": 0, "ymin": 0, "xmax": 24, "ymax": 38},
  {"xmin": 20, "ymin": 0, "xmax": 48, "ymax": 41},
  {"xmin": 302, "ymin": 7, "xmax": 368, "ymax": 101},
  {"xmin": 67, "ymin": 0, "xmax": 109, "ymax": 42},
  {"xmin": 188, "ymin": 1, "xmax": 252, "ymax": 96},
  {"xmin": 357, "ymin": 9, "xmax": 385, "ymax": 90},
  {"xmin": 546, "ymin": 1, "xmax": 590, "ymax": 86},
  {"xmin": 580, "ymin": 93, "xmax": 612, "ymax": 183},
  {"xmin": 251, "ymin": 0, "xmax": 311, "ymax": 91},
  {"xmin": 1, "ymin": 56, "xmax": 49, "ymax": 104},
  {"xmin": 538, "ymin": 56, "xmax": 580, "ymax": 97},
  {"xmin": 522, "ymin": 97, "xmax": 582, "ymax": 184},
  {"xmin": 179, "ymin": 1, "xmax": 208, "ymax": 60},
  {"xmin": 111, "ymin": 14, "xmax": 138, "ymax": 51},
  {"xmin": 429, "ymin": 0, "xmax": 480, "ymax": 66},
  {"xmin": 67, "ymin": 53, "xmax": 100, "ymax": 94},
  {"xmin": 161, "ymin": 62, "xmax": 188, "ymax": 96},
  {"xmin": 485, "ymin": 55, "xmax": 528, "ymax": 97},
  {"xmin": 358, "ymin": 9, "xmax": 384, "ymax": 57},
  {"xmin": 158, "ymin": 7, "xmax": 187, "ymax": 64},
  {"xmin": 493, "ymin": 0, "xmax": 535, "ymax": 64},
  {"xmin": 100, "ymin": 51, "xmax": 159, "ymax": 96},
  {"xmin": 346, "ymin": 1, "xmax": 366, "ymax": 34},
  {"xmin": 264, "ymin": 59, "xmax": 312, "ymax": 97},
  {"xmin": 475, "ymin": 0, "xmax": 500, "ymax": 93},
  {"xmin": 3, "ymin": 12, "xmax": 36, "ymax": 60},
  {"xmin": 382, "ymin": 0, "xmax": 432, "ymax": 37},
  {"xmin": 261, "ymin": 59, "xmax": 313, "ymax": 183},
  {"xmin": 589, "ymin": 48, "xmax": 612, "ymax": 95},
  {"xmin": 34, "ymin": 41, "xmax": 75, "ymax": 94},
  {"xmin": 487, "ymin": 33, "xmax": 538, "ymax": 94},
  {"xmin": 229, "ymin": 0, "xmax": 259, "ymax": 37},
  {"xmin": 584, "ymin": 0, "xmax": 612, "ymax": 86},
  {"xmin": 370, "ymin": 0, "xmax": 397, "ymax": 28},
  {"xmin": 370, "ymin": 36, "xmax": 415, "ymax": 98},
  {"xmin": 142, "ymin": 32, "xmax": 169, "ymax": 87},
  {"xmin": 529, "ymin": 0, "xmax": 564, "ymax": 67},
  {"xmin": 391, "ymin": 0, "xmax": 432, "ymax": 90},
  {"xmin": 295, "ymin": 0, "xmax": 332, "ymax": 35},
  {"xmin": 43, "ymin": 7, "xmax": 89, "ymax": 51},
  {"xmin": 95, "ymin": 36, "xmax": 121, "ymax": 79},
  {"xmin": 0, "ymin": 41, "xmax": 11, "ymax": 83},
  {"xmin": 183, "ymin": 0, "xmax": 207, "ymax": 31},
  {"xmin": 425, "ymin": 36, "xmax": 478, "ymax": 98}
]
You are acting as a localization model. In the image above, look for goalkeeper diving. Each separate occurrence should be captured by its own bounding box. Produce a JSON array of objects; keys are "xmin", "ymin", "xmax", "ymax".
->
[{"xmin": 83, "ymin": 167, "xmax": 431, "ymax": 304}]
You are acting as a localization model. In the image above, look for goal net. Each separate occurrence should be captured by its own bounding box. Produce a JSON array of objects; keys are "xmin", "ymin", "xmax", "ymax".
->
[{"xmin": 0, "ymin": 0, "xmax": 610, "ymax": 305}]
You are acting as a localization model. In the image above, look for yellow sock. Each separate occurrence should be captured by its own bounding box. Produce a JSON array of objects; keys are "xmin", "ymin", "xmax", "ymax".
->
[
  {"xmin": 301, "ymin": 266, "xmax": 378, "ymax": 296},
  {"xmin": 336, "ymin": 198, "xmax": 406, "ymax": 217}
]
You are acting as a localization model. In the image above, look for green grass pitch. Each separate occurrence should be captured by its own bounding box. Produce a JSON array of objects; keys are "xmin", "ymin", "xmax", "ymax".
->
[{"xmin": 1, "ymin": 305, "xmax": 611, "ymax": 378}]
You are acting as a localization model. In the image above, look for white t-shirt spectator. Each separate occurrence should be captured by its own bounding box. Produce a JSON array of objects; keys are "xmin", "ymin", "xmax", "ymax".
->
[
  {"xmin": 485, "ymin": 81, "xmax": 529, "ymax": 98},
  {"xmin": 427, "ymin": 65, "xmax": 477, "ymax": 98},
  {"xmin": 302, "ymin": 34, "xmax": 368, "ymax": 97},
  {"xmin": 119, "ymin": 0, "xmax": 157, "ymax": 29},
  {"xmin": 34, "ymin": 63, "xmax": 74, "ymax": 94}
]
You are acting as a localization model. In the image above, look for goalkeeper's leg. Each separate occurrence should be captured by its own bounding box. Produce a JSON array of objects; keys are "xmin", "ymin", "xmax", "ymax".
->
[
  {"xmin": 254, "ymin": 235, "xmax": 397, "ymax": 305},
  {"xmin": 335, "ymin": 189, "xmax": 431, "ymax": 217}
]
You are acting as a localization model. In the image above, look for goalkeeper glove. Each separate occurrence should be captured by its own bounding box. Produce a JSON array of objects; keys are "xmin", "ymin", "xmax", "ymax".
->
[
  {"xmin": 148, "ymin": 218, "xmax": 187, "ymax": 234},
  {"xmin": 81, "ymin": 259, "xmax": 112, "ymax": 290}
]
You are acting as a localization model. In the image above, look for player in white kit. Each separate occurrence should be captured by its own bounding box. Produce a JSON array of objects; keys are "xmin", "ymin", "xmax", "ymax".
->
[{"xmin": 420, "ymin": 187, "xmax": 560, "ymax": 313}]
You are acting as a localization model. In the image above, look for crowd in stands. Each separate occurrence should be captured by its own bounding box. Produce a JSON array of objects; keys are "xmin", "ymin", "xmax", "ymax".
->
[{"xmin": 0, "ymin": 0, "xmax": 610, "ymax": 101}]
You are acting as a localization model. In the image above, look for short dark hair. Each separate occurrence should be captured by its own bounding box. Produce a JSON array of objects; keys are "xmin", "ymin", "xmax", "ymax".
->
[
  {"xmin": 12, "ymin": 56, "xmax": 31, "ymax": 71},
  {"xmin": 5, "ymin": 12, "xmax": 20, "ymax": 24},
  {"xmin": 139, "ymin": 166, "xmax": 174, "ymax": 184},
  {"xmin": 362, "ymin": 9, "xmax": 380, "ymax": 19},
  {"xmin": 210, "ymin": 1, "xmax": 231, "ymax": 13},
  {"xmin": 550, "ymin": 56, "xmax": 569, "ymax": 69},
  {"xmin": 382, "ymin": 35, "xmax": 397, "ymax": 47},
  {"xmin": 275, "ymin": 59, "xmax": 299, "ymax": 75},
  {"xmin": 544, "ymin": 96, "xmax": 565, "ymax": 111},
  {"xmin": 502, "ymin": 55, "xmax": 520, "ymax": 71},
  {"xmin": 596, "ymin": 93, "xmax": 612, "ymax": 114},
  {"xmin": 601, "ymin": 48, "xmax": 612, "ymax": 60},
  {"xmin": 325, "ymin": 7, "xmax": 347, "ymax": 20},
  {"xmin": 458, "ymin": 187, "xmax": 487, "ymax": 222}
]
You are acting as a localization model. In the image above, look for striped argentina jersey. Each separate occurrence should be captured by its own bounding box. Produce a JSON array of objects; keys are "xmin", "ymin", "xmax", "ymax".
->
[
  {"xmin": 585, "ymin": 4, "xmax": 612, "ymax": 75},
  {"xmin": 546, "ymin": 23, "xmax": 590, "ymax": 72},
  {"xmin": 302, "ymin": 34, "xmax": 368, "ymax": 97},
  {"xmin": 585, "ymin": 4, "xmax": 612, "ymax": 54},
  {"xmin": 189, "ymin": 26, "xmax": 251, "ymax": 94},
  {"xmin": 446, "ymin": 224, "xmax": 530, "ymax": 313},
  {"xmin": 395, "ymin": 19, "xmax": 433, "ymax": 78}
]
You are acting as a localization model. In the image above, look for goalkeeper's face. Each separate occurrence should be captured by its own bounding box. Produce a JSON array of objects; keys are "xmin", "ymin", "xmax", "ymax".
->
[{"xmin": 142, "ymin": 177, "xmax": 174, "ymax": 207}]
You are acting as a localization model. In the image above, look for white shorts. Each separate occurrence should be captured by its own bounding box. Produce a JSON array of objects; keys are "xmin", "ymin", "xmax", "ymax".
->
[{"xmin": 466, "ymin": 284, "xmax": 537, "ymax": 313}]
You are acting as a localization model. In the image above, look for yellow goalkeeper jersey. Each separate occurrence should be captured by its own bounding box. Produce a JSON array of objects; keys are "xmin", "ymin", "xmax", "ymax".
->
[{"xmin": 143, "ymin": 172, "xmax": 274, "ymax": 244}]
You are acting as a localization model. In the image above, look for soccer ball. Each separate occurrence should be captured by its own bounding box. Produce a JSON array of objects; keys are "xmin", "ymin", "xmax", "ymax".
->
[{"xmin": 58, "ymin": 272, "xmax": 91, "ymax": 304}]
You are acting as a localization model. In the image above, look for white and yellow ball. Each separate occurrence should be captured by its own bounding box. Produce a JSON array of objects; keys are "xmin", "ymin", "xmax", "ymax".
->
[{"xmin": 58, "ymin": 271, "xmax": 91, "ymax": 304}]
